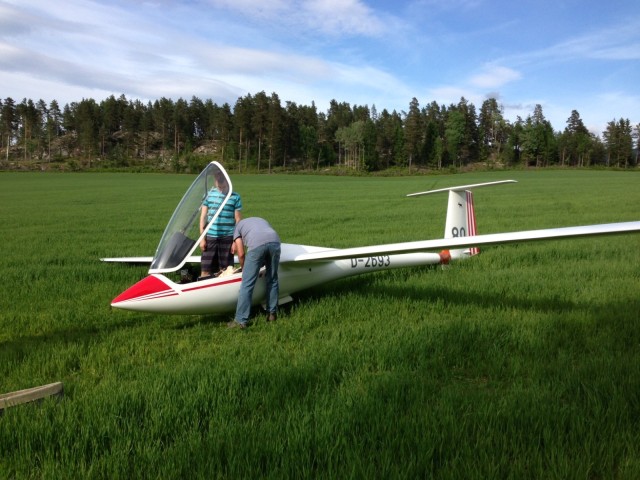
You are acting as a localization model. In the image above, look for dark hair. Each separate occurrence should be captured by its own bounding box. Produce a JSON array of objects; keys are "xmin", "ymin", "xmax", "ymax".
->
[{"xmin": 215, "ymin": 173, "xmax": 229, "ymax": 193}]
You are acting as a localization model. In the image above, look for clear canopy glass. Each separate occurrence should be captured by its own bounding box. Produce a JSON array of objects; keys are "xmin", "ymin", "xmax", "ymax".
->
[{"xmin": 149, "ymin": 162, "xmax": 232, "ymax": 273}]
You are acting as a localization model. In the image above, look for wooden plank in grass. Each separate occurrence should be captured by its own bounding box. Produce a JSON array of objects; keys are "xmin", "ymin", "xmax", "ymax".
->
[{"xmin": 0, "ymin": 382, "xmax": 64, "ymax": 412}]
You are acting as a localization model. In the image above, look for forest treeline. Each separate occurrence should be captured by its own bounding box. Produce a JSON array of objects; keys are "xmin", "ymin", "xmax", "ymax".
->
[{"xmin": 0, "ymin": 93, "xmax": 638, "ymax": 173}]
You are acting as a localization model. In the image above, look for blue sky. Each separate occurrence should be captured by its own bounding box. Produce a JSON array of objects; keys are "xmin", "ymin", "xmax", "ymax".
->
[{"xmin": 1, "ymin": 0, "xmax": 638, "ymax": 136}]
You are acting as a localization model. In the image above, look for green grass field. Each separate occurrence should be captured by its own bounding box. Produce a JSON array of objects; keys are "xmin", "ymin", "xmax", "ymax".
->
[{"xmin": 1, "ymin": 169, "xmax": 639, "ymax": 478}]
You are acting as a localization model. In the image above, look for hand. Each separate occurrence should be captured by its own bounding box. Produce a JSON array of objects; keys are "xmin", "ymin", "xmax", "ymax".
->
[{"xmin": 200, "ymin": 238, "xmax": 207, "ymax": 251}]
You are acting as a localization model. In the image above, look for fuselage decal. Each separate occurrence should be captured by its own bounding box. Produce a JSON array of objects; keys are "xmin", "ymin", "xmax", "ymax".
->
[{"xmin": 182, "ymin": 277, "xmax": 242, "ymax": 293}]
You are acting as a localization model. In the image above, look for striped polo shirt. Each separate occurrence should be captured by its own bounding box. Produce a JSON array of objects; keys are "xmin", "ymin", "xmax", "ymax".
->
[{"xmin": 203, "ymin": 189, "xmax": 242, "ymax": 237}]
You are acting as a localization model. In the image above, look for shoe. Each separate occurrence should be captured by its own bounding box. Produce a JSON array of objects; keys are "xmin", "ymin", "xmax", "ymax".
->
[
  {"xmin": 227, "ymin": 320, "xmax": 246, "ymax": 329},
  {"xmin": 267, "ymin": 313, "xmax": 277, "ymax": 322}
]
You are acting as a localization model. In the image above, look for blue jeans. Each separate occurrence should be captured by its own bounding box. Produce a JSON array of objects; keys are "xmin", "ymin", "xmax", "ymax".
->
[{"xmin": 235, "ymin": 242, "xmax": 281, "ymax": 325}]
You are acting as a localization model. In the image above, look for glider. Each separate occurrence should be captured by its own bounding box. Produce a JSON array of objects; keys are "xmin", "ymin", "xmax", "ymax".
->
[{"xmin": 104, "ymin": 162, "xmax": 640, "ymax": 315}]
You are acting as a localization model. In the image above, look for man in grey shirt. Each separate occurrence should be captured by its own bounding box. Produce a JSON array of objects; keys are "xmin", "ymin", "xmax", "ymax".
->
[{"xmin": 229, "ymin": 217, "xmax": 281, "ymax": 328}]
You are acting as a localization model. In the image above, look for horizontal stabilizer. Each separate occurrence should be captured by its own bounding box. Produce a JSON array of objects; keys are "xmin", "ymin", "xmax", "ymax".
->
[
  {"xmin": 407, "ymin": 180, "xmax": 517, "ymax": 197},
  {"xmin": 292, "ymin": 221, "xmax": 640, "ymax": 262}
]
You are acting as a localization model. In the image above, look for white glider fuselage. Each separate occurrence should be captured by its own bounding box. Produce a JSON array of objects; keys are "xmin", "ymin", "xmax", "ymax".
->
[{"xmin": 111, "ymin": 245, "xmax": 445, "ymax": 314}]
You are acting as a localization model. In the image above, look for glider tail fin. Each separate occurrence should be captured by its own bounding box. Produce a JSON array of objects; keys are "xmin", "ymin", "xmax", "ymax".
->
[
  {"xmin": 444, "ymin": 189, "xmax": 479, "ymax": 259},
  {"xmin": 406, "ymin": 180, "xmax": 517, "ymax": 261}
]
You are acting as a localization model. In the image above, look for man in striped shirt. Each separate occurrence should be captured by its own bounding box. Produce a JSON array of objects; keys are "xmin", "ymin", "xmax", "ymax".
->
[{"xmin": 199, "ymin": 173, "xmax": 242, "ymax": 278}]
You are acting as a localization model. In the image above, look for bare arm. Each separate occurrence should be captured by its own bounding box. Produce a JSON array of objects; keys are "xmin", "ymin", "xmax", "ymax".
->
[{"xmin": 232, "ymin": 238, "xmax": 245, "ymax": 268}]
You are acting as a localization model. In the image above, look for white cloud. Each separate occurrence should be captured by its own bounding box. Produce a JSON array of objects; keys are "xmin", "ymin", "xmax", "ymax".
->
[
  {"xmin": 205, "ymin": 0, "xmax": 289, "ymax": 17},
  {"xmin": 303, "ymin": 0, "xmax": 386, "ymax": 36},
  {"xmin": 469, "ymin": 65, "xmax": 521, "ymax": 89},
  {"xmin": 205, "ymin": 0, "xmax": 387, "ymax": 37},
  {"xmin": 589, "ymin": 44, "xmax": 640, "ymax": 61},
  {"xmin": 493, "ymin": 15, "xmax": 640, "ymax": 68}
]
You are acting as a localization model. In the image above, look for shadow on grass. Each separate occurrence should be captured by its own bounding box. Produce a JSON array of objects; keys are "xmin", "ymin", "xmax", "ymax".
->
[
  {"xmin": 291, "ymin": 269, "xmax": 638, "ymax": 320},
  {"xmin": 169, "ymin": 314, "xmax": 228, "ymax": 330},
  {"xmin": 175, "ymin": 300, "xmax": 302, "ymax": 330},
  {"xmin": 0, "ymin": 314, "xmax": 149, "ymax": 367},
  {"xmin": 293, "ymin": 274, "xmax": 580, "ymax": 314}
]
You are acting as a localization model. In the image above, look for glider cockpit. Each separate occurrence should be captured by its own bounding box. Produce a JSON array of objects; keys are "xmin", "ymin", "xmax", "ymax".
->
[{"xmin": 149, "ymin": 162, "xmax": 232, "ymax": 275}]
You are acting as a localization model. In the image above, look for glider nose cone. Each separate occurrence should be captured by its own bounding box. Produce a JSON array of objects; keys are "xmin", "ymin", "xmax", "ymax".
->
[{"xmin": 111, "ymin": 275, "xmax": 176, "ymax": 309}]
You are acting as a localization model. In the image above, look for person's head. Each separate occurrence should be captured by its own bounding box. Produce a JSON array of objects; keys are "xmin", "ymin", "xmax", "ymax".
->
[{"xmin": 215, "ymin": 173, "xmax": 228, "ymax": 192}]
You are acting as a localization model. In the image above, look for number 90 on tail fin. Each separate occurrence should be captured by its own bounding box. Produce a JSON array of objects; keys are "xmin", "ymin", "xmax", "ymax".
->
[{"xmin": 407, "ymin": 180, "xmax": 517, "ymax": 260}]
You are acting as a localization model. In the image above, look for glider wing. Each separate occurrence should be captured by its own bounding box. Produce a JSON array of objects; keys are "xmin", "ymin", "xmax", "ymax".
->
[{"xmin": 292, "ymin": 221, "xmax": 640, "ymax": 262}]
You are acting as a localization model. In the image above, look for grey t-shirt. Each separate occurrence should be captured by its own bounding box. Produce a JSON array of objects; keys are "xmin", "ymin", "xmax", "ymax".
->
[{"xmin": 233, "ymin": 217, "xmax": 280, "ymax": 249}]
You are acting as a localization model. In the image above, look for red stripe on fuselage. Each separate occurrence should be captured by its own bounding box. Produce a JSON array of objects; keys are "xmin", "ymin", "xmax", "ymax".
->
[
  {"xmin": 183, "ymin": 277, "xmax": 242, "ymax": 292},
  {"xmin": 112, "ymin": 275, "xmax": 243, "ymax": 305}
]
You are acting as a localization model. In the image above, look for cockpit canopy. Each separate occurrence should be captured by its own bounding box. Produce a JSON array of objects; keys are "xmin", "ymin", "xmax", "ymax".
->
[{"xmin": 149, "ymin": 162, "xmax": 232, "ymax": 273}]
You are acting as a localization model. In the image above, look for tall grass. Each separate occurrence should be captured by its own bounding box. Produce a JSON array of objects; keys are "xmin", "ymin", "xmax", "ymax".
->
[{"xmin": 1, "ymin": 170, "xmax": 639, "ymax": 478}]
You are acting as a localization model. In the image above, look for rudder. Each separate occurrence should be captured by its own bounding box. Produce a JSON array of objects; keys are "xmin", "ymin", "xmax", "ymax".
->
[
  {"xmin": 406, "ymin": 180, "xmax": 517, "ymax": 260},
  {"xmin": 443, "ymin": 189, "xmax": 479, "ymax": 259}
]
